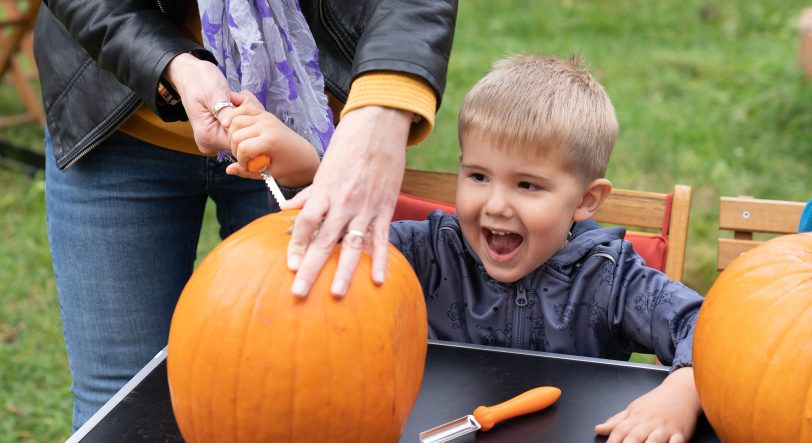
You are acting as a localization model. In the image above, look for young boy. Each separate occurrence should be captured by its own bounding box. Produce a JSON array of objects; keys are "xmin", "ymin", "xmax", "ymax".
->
[
  {"xmin": 226, "ymin": 55, "xmax": 704, "ymax": 442},
  {"xmin": 388, "ymin": 55, "xmax": 704, "ymax": 443}
]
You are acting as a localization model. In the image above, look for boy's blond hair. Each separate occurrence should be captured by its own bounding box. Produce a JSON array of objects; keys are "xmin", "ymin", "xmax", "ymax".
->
[{"xmin": 458, "ymin": 54, "xmax": 617, "ymax": 181}]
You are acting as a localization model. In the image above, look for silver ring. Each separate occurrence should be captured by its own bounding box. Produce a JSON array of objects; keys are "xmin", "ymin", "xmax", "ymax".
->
[
  {"xmin": 212, "ymin": 101, "xmax": 235, "ymax": 118},
  {"xmin": 346, "ymin": 229, "xmax": 366, "ymax": 240}
]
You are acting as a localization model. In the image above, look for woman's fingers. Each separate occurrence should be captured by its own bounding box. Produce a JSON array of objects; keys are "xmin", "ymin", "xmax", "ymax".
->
[
  {"xmin": 280, "ymin": 186, "xmax": 309, "ymax": 211},
  {"xmin": 286, "ymin": 191, "xmax": 329, "ymax": 272},
  {"xmin": 331, "ymin": 222, "xmax": 373, "ymax": 296},
  {"xmin": 289, "ymin": 215, "xmax": 346, "ymax": 296},
  {"xmin": 165, "ymin": 54, "xmax": 235, "ymax": 154},
  {"xmin": 283, "ymin": 106, "xmax": 410, "ymax": 298},
  {"xmin": 369, "ymin": 215, "xmax": 392, "ymax": 284}
]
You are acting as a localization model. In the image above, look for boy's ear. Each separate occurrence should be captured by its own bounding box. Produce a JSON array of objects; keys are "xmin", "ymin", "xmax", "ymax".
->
[{"xmin": 573, "ymin": 178, "xmax": 612, "ymax": 222}]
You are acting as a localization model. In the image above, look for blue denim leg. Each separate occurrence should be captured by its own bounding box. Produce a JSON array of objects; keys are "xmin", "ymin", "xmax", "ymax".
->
[{"xmin": 45, "ymin": 131, "xmax": 271, "ymax": 430}]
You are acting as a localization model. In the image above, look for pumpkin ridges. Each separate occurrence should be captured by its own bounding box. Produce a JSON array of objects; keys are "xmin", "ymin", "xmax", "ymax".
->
[
  {"xmin": 183, "ymin": 260, "xmax": 240, "ymax": 440},
  {"xmin": 251, "ymin": 227, "xmax": 302, "ymax": 442},
  {"xmin": 741, "ymin": 300, "xmax": 812, "ymax": 441},
  {"xmin": 697, "ymin": 271, "xmax": 806, "ymax": 443},
  {"xmin": 358, "ymin": 277, "xmax": 390, "ymax": 443},
  {"xmin": 168, "ymin": 210, "xmax": 427, "ymax": 443},
  {"xmin": 220, "ymin": 249, "xmax": 273, "ymax": 440},
  {"xmin": 232, "ymin": 258, "xmax": 278, "ymax": 443},
  {"xmin": 172, "ymin": 221, "xmax": 279, "ymax": 441},
  {"xmin": 292, "ymin": 272, "xmax": 333, "ymax": 442},
  {"xmin": 251, "ymin": 261, "xmax": 298, "ymax": 442},
  {"xmin": 693, "ymin": 233, "xmax": 812, "ymax": 443},
  {"xmin": 395, "ymin": 248, "xmax": 428, "ymax": 428},
  {"xmin": 753, "ymin": 303, "xmax": 812, "ymax": 441},
  {"xmin": 194, "ymin": 264, "xmax": 239, "ymax": 438},
  {"xmin": 802, "ymin": 371, "xmax": 812, "ymax": 442},
  {"xmin": 324, "ymin": 272, "xmax": 364, "ymax": 442}
]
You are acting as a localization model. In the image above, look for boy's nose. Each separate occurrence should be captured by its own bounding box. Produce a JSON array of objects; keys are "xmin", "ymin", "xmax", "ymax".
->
[{"xmin": 483, "ymin": 187, "xmax": 513, "ymax": 218}]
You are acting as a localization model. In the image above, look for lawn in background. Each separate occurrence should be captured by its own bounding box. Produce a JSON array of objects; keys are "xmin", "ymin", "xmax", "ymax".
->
[{"xmin": 2, "ymin": 1, "xmax": 811, "ymax": 441}]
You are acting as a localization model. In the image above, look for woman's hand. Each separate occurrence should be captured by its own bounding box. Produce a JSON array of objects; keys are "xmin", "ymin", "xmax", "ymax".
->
[
  {"xmin": 595, "ymin": 367, "xmax": 702, "ymax": 443},
  {"xmin": 279, "ymin": 106, "xmax": 412, "ymax": 297},
  {"xmin": 164, "ymin": 53, "xmax": 236, "ymax": 154}
]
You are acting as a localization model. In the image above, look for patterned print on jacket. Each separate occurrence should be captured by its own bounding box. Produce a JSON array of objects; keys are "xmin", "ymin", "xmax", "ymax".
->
[{"xmin": 389, "ymin": 211, "xmax": 703, "ymax": 370}]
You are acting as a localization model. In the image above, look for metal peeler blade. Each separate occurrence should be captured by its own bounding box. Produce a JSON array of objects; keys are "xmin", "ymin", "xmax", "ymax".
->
[{"xmin": 419, "ymin": 414, "xmax": 481, "ymax": 443}]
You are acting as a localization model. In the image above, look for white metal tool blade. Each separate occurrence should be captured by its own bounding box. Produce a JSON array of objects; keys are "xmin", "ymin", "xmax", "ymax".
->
[
  {"xmin": 259, "ymin": 170, "xmax": 286, "ymax": 205},
  {"xmin": 418, "ymin": 414, "xmax": 481, "ymax": 443},
  {"xmin": 246, "ymin": 155, "xmax": 286, "ymax": 205}
]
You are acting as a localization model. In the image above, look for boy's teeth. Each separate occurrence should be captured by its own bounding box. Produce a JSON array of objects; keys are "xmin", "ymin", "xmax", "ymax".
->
[{"xmin": 490, "ymin": 229, "xmax": 509, "ymax": 235}]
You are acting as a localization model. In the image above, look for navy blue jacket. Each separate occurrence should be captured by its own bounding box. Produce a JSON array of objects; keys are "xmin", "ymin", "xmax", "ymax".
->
[{"xmin": 389, "ymin": 211, "xmax": 703, "ymax": 369}]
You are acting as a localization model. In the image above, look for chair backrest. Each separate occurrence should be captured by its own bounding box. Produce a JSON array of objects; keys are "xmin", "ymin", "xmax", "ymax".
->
[
  {"xmin": 0, "ymin": 0, "xmax": 44, "ymax": 128},
  {"xmin": 717, "ymin": 196, "xmax": 806, "ymax": 271},
  {"xmin": 395, "ymin": 168, "xmax": 692, "ymax": 281}
]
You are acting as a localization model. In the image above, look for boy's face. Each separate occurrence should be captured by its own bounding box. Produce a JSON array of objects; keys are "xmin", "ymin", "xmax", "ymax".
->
[{"xmin": 456, "ymin": 134, "xmax": 596, "ymax": 283}]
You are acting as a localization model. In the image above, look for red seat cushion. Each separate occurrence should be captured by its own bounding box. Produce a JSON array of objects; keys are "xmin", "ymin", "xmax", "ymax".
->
[
  {"xmin": 393, "ymin": 193, "xmax": 669, "ymax": 273},
  {"xmin": 393, "ymin": 193, "xmax": 455, "ymax": 222},
  {"xmin": 625, "ymin": 233, "xmax": 668, "ymax": 272}
]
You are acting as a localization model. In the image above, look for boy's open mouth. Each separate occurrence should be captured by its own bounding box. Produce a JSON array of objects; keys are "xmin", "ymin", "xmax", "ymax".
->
[{"xmin": 483, "ymin": 228, "xmax": 523, "ymax": 256}]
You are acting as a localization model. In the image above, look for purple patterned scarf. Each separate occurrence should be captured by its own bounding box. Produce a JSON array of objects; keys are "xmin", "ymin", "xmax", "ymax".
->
[{"xmin": 198, "ymin": 0, "xmax": 334, "ymax": 156}]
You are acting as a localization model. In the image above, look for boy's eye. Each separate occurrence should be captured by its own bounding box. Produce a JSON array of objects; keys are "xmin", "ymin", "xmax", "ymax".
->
[
  {"xmin": 470, "ymin": 173, "xmax": 487, "ymax": 183},
  {"xmin": 519, "ymin": 181, "xmax": 542, "ymax": 191}
]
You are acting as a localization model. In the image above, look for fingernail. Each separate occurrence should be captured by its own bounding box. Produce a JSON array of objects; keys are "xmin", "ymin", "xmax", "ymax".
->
[
  {"xmin": 291, "ymin": 279, "xmax": 308, "ymax": 297},
  {"xmin": 331, "ymin": 279, "xmax": 347, "ymax": 297},
  {"xmin": 374, "ymin": 269, "xmax": 386, "ymax": 285},
  {"xmin": 288, "ymin": 254, "xmax": 301, "ymax": 270}
]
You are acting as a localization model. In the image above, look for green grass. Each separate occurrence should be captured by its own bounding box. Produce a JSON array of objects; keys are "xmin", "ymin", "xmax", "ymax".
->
[{"xmin": 2, "ymin": 0, "xmax": 812, "ymax": 440}]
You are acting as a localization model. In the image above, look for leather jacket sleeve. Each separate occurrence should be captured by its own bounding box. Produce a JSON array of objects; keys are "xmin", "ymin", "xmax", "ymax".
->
[
  {"xmin": 354, "ymin": 0, "xmax": 457, "ymax": 103},
  {"xmin": 305, "ymin": 0, "xmax": 457, "ymax": 105},
  {"xmin": 41, "ymin": 0, "xmax": 213, "ymax": 118}
]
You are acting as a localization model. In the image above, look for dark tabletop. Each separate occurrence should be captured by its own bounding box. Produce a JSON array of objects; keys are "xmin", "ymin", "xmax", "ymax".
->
[{"xmin": 68, "ymin": 340, "xmax": 719, "ymax": 443}]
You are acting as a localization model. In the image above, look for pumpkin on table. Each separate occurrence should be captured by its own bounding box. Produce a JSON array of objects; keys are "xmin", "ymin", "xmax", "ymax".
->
[
  {"xmin": 167, "ymin": 210, "xmax": 428, "ymax": 443},
  {"xmin": 693, "ymin": 233, "xmax": 812, "ymax": 443}
]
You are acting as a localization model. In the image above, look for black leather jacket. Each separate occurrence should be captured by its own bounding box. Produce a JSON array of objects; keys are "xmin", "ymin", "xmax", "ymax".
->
[{"xmin": 34, "ymin": 0, "xmax": 457, "ymax": 170}]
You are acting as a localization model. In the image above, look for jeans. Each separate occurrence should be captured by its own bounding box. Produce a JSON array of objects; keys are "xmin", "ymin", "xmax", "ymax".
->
[{"xmin": 45, "ymin": 131, "xmax": 273, "ymax": 430}]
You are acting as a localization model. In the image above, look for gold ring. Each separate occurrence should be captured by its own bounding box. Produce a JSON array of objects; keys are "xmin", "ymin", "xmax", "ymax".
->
[
  {"xmin": 346, "ymin": 229, "xmax": 366, "ymax": 240},
  {"xmin": 212, "ymin": 101, "xmax": 235, "ymax": 118}
]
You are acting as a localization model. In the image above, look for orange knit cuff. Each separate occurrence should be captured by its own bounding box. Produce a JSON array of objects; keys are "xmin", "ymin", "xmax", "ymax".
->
[{"xmin": 341, "ymin": 72, "xmax": 437, "ymax": 146}]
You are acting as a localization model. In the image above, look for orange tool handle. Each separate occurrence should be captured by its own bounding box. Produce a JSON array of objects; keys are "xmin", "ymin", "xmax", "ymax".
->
[
  {"xmin": 472, "ymin": 386, "xmax": 561, "ymax": 431},
  {"xmin": 247, "ymin": 155, "xmax": 272, "ymax": 173}
]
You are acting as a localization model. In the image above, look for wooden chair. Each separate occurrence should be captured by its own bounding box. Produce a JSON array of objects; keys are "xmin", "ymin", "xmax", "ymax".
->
[
  {"xmin": 395, "ymin": 168, "xmax": 692, "ymax": 281},
  {"xmin": 0, "ymin": 0, "xmax": 45, "ymax": 129},
  {"xmin": 717, "ymin": 196, "xmax": 807, "ymax": 271}
]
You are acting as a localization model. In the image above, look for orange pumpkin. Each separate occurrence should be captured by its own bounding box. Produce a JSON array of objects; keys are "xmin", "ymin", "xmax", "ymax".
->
[
  {"xmin": 693, "ymin": 233, "xmax": 812, "ymax": 443},
  {"xmin": 167, "ymin": 210, "xmax": 428, "ymax": 442}
]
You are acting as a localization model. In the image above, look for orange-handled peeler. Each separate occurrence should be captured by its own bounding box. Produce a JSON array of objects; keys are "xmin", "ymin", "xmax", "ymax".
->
[
  {"xmin": 418, "ymin": 386, "xmax": 561, "ymax": 443},
  {"xmin": 247, "ymin": 155, "xmax": 286, "ymax": 205}
]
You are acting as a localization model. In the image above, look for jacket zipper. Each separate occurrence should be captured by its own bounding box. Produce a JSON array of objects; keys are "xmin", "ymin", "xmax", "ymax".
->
[
  {"xmin": 62, "ymin": 96, "xmax": 141, "ymax": 169},
  {"xmin": 65, "ymin": 0, "xmax": 167, "ymax": 169},
  {"xmin": 68, "ymin": 0, "xmax": 165, "ymax": 168},
  {"xmin": 319, "ymin": 0, "xmax": 354, "ymax": 64},
  {"xmin": 512, "ymin": 285, "xmax": 527, "ymax": 349}
]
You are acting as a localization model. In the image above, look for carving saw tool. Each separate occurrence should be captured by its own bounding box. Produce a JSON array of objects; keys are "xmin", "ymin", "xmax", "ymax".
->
[{"xmin": 247, "ymin": 155, "xmax": 286, "ymax": 205}]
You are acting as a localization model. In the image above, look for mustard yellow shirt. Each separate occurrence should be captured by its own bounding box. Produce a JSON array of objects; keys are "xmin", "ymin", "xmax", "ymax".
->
[{"xmin": 119, "ymin": 5, "xmax": 436, "ymax": 155}]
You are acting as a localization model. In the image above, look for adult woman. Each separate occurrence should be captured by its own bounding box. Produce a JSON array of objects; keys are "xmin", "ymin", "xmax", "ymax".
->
[{"xmin": 34, "ymin": 0, "xmax": 456, "ymax": 429}]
